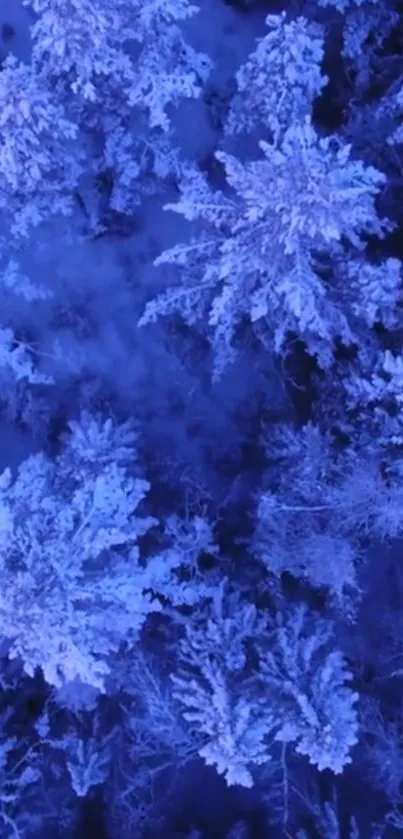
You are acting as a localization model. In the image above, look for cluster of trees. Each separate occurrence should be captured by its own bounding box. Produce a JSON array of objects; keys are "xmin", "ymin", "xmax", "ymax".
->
[{"xmin": 0, "ymin": 0, "xmax": 403, "ymax": 836}]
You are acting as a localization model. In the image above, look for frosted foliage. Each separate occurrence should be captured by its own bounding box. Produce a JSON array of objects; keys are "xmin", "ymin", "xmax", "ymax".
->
[
  {"xmin": 1, "ymin": 260, "xmax": 51, "ymax": 302},
  {"xmin": 346, "ymin": 350, "xmax": 402, "ymax": 409},
  {"xmin": 0, "ymin": 414, "xmax": 160, "ymax": 689},
  {"xmin": 54, "ymin": 680, "xmax": 100, "ymax": 713},
  {"xmin": 171, "ymin": 587, "xmax": 274, "ymax": 787},
  {"xmin": 254, "ymin": 121, "xmax": 386, "ymax": 252},
  {"xmin": 299, "ymin": 802, "xmax": 363, "ymax": 839},
  {"xmin": 171, "ymin": 594, "xmax": 357, "ymax": 782},
  {"xmin": 99, "ymin": 111, "xmax": 184, "ymax": 213},
  {"xmin": 387, "ymin": 86, "xmax": 403, "ymax": 144},
  {"xmin": 25, "ymin": 0, "xmax": 138, "ymax": 101},
  {"xmin": 143, "ymin": 121, "xmax": 383, "ymax": 374},
  {"xmin": 26, "ymin": 0, "xmax": 210, "ymax": 128},
  {"xmin": 255, "ymin": 423, "xmax": 403, "ymax": 598},
  {"xmin": 260, "ymin": 607, "xmax": 359, "ymax": 773},
  {"xmin": 0, "ymin": 328, "xmax": 52, "ymax": 385},
  {"xmin": 254, "ymin": 421, "xmax": 360, "ymax": 601},
  {"xmin": 376, "ymin": 351, "xmax": 403, "ymax": 405},
  {"xmin": 142, "ymin": 162, "xmax": 339, "ymax": 377},
  {"xmin": 337, "ymin": 459, "xmax": 403, "ymax": 539},
  {"xmin": 256, "ymin": 489, "xmax": 359, "ymax": 603},
  {"xmin": 59, "ymin": 732, "xmax": 112, "ymax": 797},
  {"xmin": 175, "ymin": 582, "xmax": 268, "ymax": 674},
  {"xmin": 226, "ymin": 14, "xmax": 327, "ymax": 140},
  {"xmin": 318, "ymin": 0, "xmax": 368, "ymax": 9},
  {"xmin": 0, "ymin": 56, "xmax": 82, "ymax": 239},
  {"xmin": 345, "ymin": 350, "xmax": 403, "ymax": 450},
  {"xmin": 125, "ymin": 0, "xmax": 211, "ymax": 131},
  {"xmin": 389, "ymin": 123, "xmax": 403, "ymax": 146},
  {"xmin": 172, "ymin": 662, "xmax": 274, "ymax": 788},
  {"xmin": 344, "ymin": 257, "xmax": 401, "ymax": 328},
  {"xmin": 0, "ymin": 719, "xmax": 40, "ymax": 834},
  {"xmin": 343, "ymin": 6, "xmax": 398, "ymax": 61},
  {"xmin": 148, "ymin": 514, "xmax": 219, "ymax": 606},
  {"xmin": 59, "ymin": 412, "xmax": 139, "ymax": 478}
]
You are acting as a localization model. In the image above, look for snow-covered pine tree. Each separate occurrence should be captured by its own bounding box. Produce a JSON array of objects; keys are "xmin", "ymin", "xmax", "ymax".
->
[
  {"xmin": 170, "ymin": 584, "xmax": 275, "ymax": 787},
  {"xmin": 259, "ymin": 606, "xmax": 359, "ymax": 774},
  {"xmin": 0, "ymin": 412, "xmax": 157, "ymax": 689},
  {"xmin": 0, "ymin": 55, "xmax": 83, "ymax": 242},
  {"xmin": 226, "ymin": 13, "xmax": 327, "ymax": 142},
  {"xmin": 141, "ymin": 119, "xmax": 386, "ymax": 376},
  {"xmin": 25, "ymin": 0, "xmax": 211, "ymax": 213}
]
